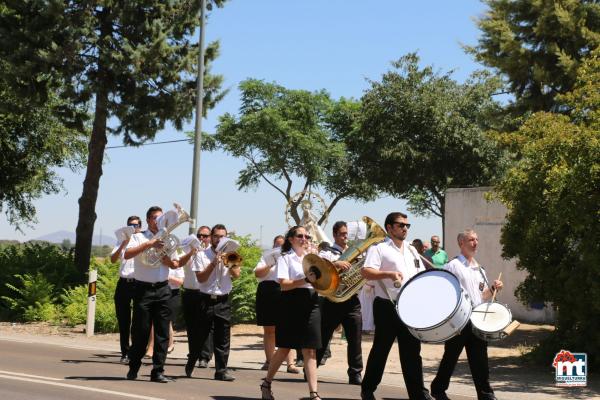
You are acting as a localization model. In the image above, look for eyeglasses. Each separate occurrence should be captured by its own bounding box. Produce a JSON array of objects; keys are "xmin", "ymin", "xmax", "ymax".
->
[
  {"xmin": 294, "ymin": 234, "xmax": 312, "ymax": 240},
  {"xmin": 128, "ymin": 223, "xmax": 141, "ymax": 228},
  {"xmin": 393, "ymin": 222, "xmax": 411, "ymax": 229},
  {"xmin": 197, "ymin": 234, "xmax": 210, "ymax": 239}
]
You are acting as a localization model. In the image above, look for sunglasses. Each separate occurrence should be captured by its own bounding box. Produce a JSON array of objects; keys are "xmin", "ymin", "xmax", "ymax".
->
[
  {"xmin": 197, "ymin": 234, "xmax": 210, "ymax": 239},
  {"xmin": 128, "ymin": 223, "xmax": 141, "ymax": 228},
  {"xmin": 294, "ymin": 234, "xmax": 312, "ymax": 240},
  {"xmin": 393, "ymin": 222, "xmax": 411, "ymax": 229}
]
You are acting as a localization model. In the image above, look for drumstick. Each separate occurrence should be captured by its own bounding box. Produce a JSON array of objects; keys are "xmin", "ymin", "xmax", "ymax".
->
[
  {"xmin": 502, "ymin": 320, "xmax": 520, "ymax": 336},
  {"xmin": 491, "ymin": 272, "xmax": 502, "ymax": 303},
  {"xmin": 483, "ymin": 272, "xmax": 502, "ymax": 321}
]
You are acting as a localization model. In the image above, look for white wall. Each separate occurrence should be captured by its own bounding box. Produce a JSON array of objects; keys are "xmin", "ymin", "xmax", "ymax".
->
[{"xmin": 444, "ymin": 187, "xmax": 554, "ymax": 323}]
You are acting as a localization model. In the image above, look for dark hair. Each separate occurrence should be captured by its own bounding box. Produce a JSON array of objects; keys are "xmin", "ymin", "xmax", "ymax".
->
[
  {"xmin": 146, "ymin": 206, "xmax": 162, "ymax": 219},
  {"xmin": 197, "ymin": 225, "xmax": 210, "ymax": 233},
  {"xmin": 384, "ymin": 212, "xmax": 408, "ymax": 231},
  {"xmin": 412, "ymin": 238, "xmax": 423, "ymax": 247},
  {"xmin": 281, "ymin": 226, "xmax": 303, "ymax": 254},
  {"xmin": 272, "ymin": 235, "xmax": 285, "ymax": 245},
  {"xmin": 127, "ymin": 215, "xmax": 141, "ymax": 225},
  {"xmin": 318, "ymin": 241, "xmax": 331, "ymax": 251},
  {"xmin": 211, "ymin": 224, "xmax": 227, "ymax": 235},
  {"xmin": 332, "ymin": 221, "xmax": 347, "ymax": 235}
]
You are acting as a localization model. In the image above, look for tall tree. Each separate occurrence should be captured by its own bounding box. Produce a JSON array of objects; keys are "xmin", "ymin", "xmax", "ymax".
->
[
  {"xmin": 346, "ymin": 53, "xmax": 507, "ymax": 237},
  {"xmin": 467, "ymin": 0, "xmax": 600, "ymax": 114},
  {"xmin": 0, "ymin": 1, "xmax": 226, "ymax": 276},
  {"xmin": 493, "ymin": 48, "xmax": 600, "ymax": 367},
  {"xmin": 212, "ymin": 79, "xmax": 378, "ymax": 225}
]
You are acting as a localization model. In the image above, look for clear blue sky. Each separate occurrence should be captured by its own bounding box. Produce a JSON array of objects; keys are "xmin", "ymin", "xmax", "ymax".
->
[{"xmin": 0, "ymin": 0, "xmax": 489, "ymax": 248}]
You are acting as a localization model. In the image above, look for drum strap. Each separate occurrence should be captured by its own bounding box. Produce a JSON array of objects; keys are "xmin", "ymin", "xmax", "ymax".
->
[{"xmin": 478, "ymin": 265, "xmax": 490, "ymax": 289}]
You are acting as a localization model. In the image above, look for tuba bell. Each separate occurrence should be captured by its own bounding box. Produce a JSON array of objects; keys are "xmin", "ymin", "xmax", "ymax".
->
[
  {"xmin": 302, "ymin": 216, "xmax": 386, "ymax": 303},
  {"xmin": 140, "ymin": 203, "xmax": 190, "ymax": 268}
]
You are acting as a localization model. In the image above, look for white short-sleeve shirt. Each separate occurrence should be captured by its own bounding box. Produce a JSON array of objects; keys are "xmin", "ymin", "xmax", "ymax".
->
[
  {"xmin": 445, "ymin": 254, "xmax": 489, "ymax": 307},
  {"xmin": 111, "ymin": 241, "xmax": 135, "ymax": 278},
  {"xmin": 253, "ymin": 247, "xmax": 282, "ymax": 283},
  {"xmin": 168, "ymin": 266, "xmax": 184, "ymax": 290},
  {"xmin": 318, "ymin": 243, "xmax": 344, "ymax": 262},
  {"xmin": 127, "ymin": 231, "xmax": 170, "ymax": 283},
  {"xmin": 183, "ymin": 254, "xmax": 200, "ymax": 290},
  {"xmin": 362, "ymin": 237, "xmax": 424, "ymax": 300},
  {"xmin": 276, "ymin": 250, "xmax": 311, "ymax": 289},
  {"xmin": 191, "ymin": 247, "xmax": 232, "ymax": 295}
]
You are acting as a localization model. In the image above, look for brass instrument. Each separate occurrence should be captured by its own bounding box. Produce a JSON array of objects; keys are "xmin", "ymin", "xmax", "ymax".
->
[
  {"xmin": 140, "ymin": 203, "xmax": 190, "ymax": 268},
  {"xmin": 221, "ymin": 251, "xmax": 243, "ymax": 268},
  {"xmin": 302, "ymin": 216, "xmax": 386, "ymax": 303}
]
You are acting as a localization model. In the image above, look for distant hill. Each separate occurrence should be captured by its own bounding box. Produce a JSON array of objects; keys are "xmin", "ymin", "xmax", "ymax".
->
[{"xmin": 34, "ymin": 230, "xmax": 116, "ymax": 246}]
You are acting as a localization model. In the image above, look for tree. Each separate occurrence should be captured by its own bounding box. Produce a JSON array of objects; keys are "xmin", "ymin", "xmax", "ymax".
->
[
  {"xmin": 346, "ymin": 53, "xmax": 506, "ymax": 236},
  {"xmin": 467, "ymin": 0, "xmax": 600, "ymax": 114},
  {"xmin": 0, "ymin": 1, "xmax": 226, "ymax": 276},
  {"xmin": 0, "ymin": 63, "xmax": 87, "ymax": 228},
  {"xmin": 211, "ymin": 79, "xmax": 378, "ymax": 226},
  {"xmin": 493, "ymin": 49, "xmax": 600, "ymax": 367}
]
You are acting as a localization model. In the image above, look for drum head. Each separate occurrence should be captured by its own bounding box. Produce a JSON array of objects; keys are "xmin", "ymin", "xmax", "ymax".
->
[
  {"xmin": 471, "ymin": 302, "xmax": 511, "ymax": 332},
  {"xmin": 396, "ymin": 269, "xmax": 461, "ymax": 329}
]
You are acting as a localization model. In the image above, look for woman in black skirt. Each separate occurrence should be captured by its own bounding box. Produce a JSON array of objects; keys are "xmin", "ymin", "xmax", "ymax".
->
[
  {"xmin": 260, "ymin": 226, "xmax": 322, "ymax": 400},
  {"xmin": 254, "ymin": 235, "xmax": 300, "ymax": 373}
]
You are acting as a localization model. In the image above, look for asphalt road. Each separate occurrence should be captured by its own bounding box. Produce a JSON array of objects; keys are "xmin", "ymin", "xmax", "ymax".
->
[{"xmin": 0, "ymin": 337, "xmax": 477, "ymax": 400}]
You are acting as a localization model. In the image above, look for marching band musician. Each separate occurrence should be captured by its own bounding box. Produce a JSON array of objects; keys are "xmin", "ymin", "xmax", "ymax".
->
[
  {"xmin": 260, "ymin": 226, "xmax": 323, "ymax": 400},
  {"xmin": 124, "ymin": 206, "xmax": 197, "ymax": 383},
  {"xmin": 317, "ymin": 221, "xmax": 363, "ymax": 385},
  {"xmin": 254, "ymin": 235, "xmax": 300, "ymax": 373},
  {"xmin": 111, "ymin": 215, "xmax": 142, "ymax": 364},
  {"xmin": 360, "ymin": 212, "xmax": 432, "ymax": 400},
  {"xmin": 186, "ymin": 224, "xmax": 240, "ymax": 381},
  {"xmin": 430, "ymin": 229, "xmax": 502, "ymax": 400}
]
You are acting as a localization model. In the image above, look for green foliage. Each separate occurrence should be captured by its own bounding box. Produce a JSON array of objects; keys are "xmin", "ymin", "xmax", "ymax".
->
[
  {"xmin": 494, "ymin": 49, "xmax": 600, "ymax": 367},
  {"xmin": 0, "ymin": 242, "xmax": 82, "ymax": 319},
  {"xmin": 2, "ymin": 273, "xmax": 60, "ymax": 322},
  {"xmin": 62, "ymin": 258, "xmax": 120, "ymax": 333},
  {"xmin": 467, "ymin": 0, "xmax": 600, "ymax": 114},
  {"xmin": 229, "ymin": 235, "xmax": 262, "ymax": 324},
  {"xmin": 213, "ymin": 79, "xmax": 378, "ymax": 225},
  {"xmin": 348, "ymin": 53, "xmax": 507, "ymax": 220}
]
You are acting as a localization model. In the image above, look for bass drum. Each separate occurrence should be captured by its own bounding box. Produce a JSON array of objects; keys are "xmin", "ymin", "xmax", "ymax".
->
[
  {"xmin": 470, "ymin": 302, "xmax": 512, "ymax": 341},
  {"xmin": 395, "ymin": 269, "xmax": 471, "ymax": 343}
]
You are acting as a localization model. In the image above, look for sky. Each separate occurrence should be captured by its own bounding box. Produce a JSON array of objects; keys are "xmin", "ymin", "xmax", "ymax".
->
[{"xmin": 0, "ymin": 0, "xmax": 489, "ymax": 248}]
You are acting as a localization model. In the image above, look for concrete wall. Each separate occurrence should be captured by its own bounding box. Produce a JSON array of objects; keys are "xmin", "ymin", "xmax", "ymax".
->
[{"xmin": 444, "ymin": 187, "xmax": 554, "ymax": 323}]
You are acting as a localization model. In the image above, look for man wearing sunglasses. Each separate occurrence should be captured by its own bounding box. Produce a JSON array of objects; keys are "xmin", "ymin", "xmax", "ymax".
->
[
  {"xmin": 317, "ymin": 221, "xmax": 363, "ymax": 385},
  {"xmin": 360, "ymin": 212, "xmax": 432, "ymax": 400},
  {"xmin": 111, "ymin": 215, "xmax": 142, "ymax": 364}
]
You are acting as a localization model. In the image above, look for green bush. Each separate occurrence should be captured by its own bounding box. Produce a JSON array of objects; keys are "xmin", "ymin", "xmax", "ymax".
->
[
  {"xmin": 230, "ymin": 235, "xmax": 262, "ymax": 324},
  {"xmin": 1, "ymin": 273, "xmax": 60, "ymax": 322}
]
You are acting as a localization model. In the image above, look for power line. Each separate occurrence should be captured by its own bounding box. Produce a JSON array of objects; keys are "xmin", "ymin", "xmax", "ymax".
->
[{"xmin": 105, "ymin": 139, "xmax": 189, "ymax": 149}]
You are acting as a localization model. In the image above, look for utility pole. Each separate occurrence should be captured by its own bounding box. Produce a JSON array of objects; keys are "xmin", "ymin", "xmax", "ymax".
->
[{"xmin": 189, "ymin": 0, "xmax": 206, "ymax": 234}]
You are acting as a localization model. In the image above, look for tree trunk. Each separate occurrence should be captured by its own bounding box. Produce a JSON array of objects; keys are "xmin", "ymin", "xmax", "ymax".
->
[
  {"xmin": 440, "ymin": 194, "xmax": 446, "ymax": 249},
  {"xmin": 74, "ymin": 12, "xmax": 111, "ymax": 277}
]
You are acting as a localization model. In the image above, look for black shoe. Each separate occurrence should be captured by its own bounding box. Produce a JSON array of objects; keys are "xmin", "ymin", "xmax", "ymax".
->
[
  {"xmin": 295, "ymin": 359, "xmax": 304, "ymax": 367},
  {"xmin": 361, "ymin": 390, "xmax": 376, "ymax": 400},
  {"xmin": 214, "ymin": 371, "xmax": 235, "ymax": 381},
  {"xmin": 431, "ymin": 392, "xmax": 450, "ymax": 400},
  {"xmin": 319, "ymin": 357, "xmax": 327, "ymax": 366},
  {"xmin": 150, "ymin": 373, "xmax": 173, "ymax": 383},
  {"xmin": 477, "ymin": 393, "xmax": 497, "ymax": 400},
  {"xmin": 198, "ymin": 359, "xmax": 208, "ymax": 368},
  {"xmin": 185, "ymin": 358, "xmax": 195, "ymax": 378},
  {"xmin": 349, "ymin": 375, "xmax": 362, "ymax": 385},
  {"xmin": 126, "ymin": 369, "xmax": 137, "ymax": 381},
  {"xmin": 120, "ymin": 355, "xmax": 130, "ymax": 365}
]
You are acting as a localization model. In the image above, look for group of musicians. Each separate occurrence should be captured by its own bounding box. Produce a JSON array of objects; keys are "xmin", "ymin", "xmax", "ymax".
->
[{"xmin": 112, "ymin": 206, "xmax": 503, "ymax": 400}]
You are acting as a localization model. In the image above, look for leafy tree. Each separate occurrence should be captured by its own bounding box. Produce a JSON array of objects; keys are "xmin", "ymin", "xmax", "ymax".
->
[
  {"xmin": 0, "ymin": 63, "xmax": 87, "ymax": 228},
  {"xmin": 467, "ymin": 0, "xmax": 600, "ymax": 114},
  {"xmin": 212, "ymin": 79, "xmax": 378, "ymax": 225},
  {"xmin": 347, "ymin": 53, "xmax": 506, "ymax": 236},
  {"xmin": 0, "ymin": 1, "xmax": 227, "ymax": 277},
  {"xmin": 493, "ymin": 49, "xmax": 600, "ymax": 367}
]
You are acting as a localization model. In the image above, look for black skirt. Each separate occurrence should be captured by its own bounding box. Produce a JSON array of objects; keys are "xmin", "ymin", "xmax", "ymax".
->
[
  {"xmin": 276, "ymin": 288, "xmax": 321, "ymax": 349},
  {"xmin": 256, "ymin": 280, "xmax": 281, "ymax": 326}
]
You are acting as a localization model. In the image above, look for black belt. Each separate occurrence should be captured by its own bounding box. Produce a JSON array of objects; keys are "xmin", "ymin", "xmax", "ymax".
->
[
  {"xmin": 136, "ymin": 280, "xmax": 168, "ymax": 288},
  {"xmin": 199, "ymin": 292, "xmax": 229, "ymax": 301},
  {"xmin": 119, "ymin": 277, "xmax": 135, "ymax": 283}
]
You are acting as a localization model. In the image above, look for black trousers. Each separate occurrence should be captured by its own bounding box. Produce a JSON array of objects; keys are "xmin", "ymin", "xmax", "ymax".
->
[
  {"xmin": 190, "ymin": 293, "xmax": 231, "ymax": 375},
  {"xmin": 200, "ymin": 324, "xmax": 214, "ymax": 362},
  {"xmin": 431, "ymin": 322, "xmax": 495, "ymax": 400},
  {"xmin": 128, "ymin": 281, "xmax": 171, "ymax": 377},
  {"xmin": 114, "ymin": 278, "xmax": 136, "ymax": 357},
  {"xmin": 362, "ymin": 297, "xmax": 430, "ymax": 400},
  {"xmin": 182, "ymin": 290, "xmax": 202, "ymax": 361},
  {"xmin": 317, "ymin": 294, "xmax": 363, "ymax": 378}
]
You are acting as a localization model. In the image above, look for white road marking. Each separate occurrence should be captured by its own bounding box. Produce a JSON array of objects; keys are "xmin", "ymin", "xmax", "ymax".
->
[
  {"xmin": 0, "ymin": 374, "xmax": 166, "ymax": 400},
  {"xmin": 0, "ymin": 369, "xmax": 62, "ymax": 381}
]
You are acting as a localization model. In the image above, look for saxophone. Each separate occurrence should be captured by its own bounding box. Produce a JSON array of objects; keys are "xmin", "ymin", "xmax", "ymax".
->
[
  {"xmin": 140, "ymin": 203, "xmax": 191, "ymax": 268},
  {"xmin": 303, "ymin": 216, "xmax": 386, "ymax": 303}
]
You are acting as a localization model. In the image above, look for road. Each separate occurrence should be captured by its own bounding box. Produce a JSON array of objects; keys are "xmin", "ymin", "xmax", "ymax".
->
[{"xmin": 0, "ymin": 337, "xmax": 475, "ymax": 400}]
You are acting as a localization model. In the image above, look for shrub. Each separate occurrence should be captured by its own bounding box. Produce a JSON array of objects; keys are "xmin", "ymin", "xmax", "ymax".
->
[
  {"xmin": 1, "ymin": 273, "xmax": 60, "ymax": 322},
  {"xmin": 230, "ymin": 235, "xmax": 262, "ymax": 324}
]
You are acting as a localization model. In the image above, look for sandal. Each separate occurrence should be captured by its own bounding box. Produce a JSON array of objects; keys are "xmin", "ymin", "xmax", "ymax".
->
[
  {"xmin": 309, "ymin": 391, "xmax": 321, "ymax": 400},
  {"xmin": 260, "ymin": 378, "xmax": 274, "ymax": 400},
  {"xmin": 286, "ymin": 365, "xmax": 300, "ymax": 374}
]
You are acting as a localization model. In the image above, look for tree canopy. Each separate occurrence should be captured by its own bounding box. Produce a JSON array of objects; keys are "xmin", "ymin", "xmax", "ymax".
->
[
  {"xmin": 213, "ymin": 79, "xmax": 378, "ymax": 225},
  {"xmin": 467, "ymin": 0, "xmax": 600, "ymax": 114}
]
